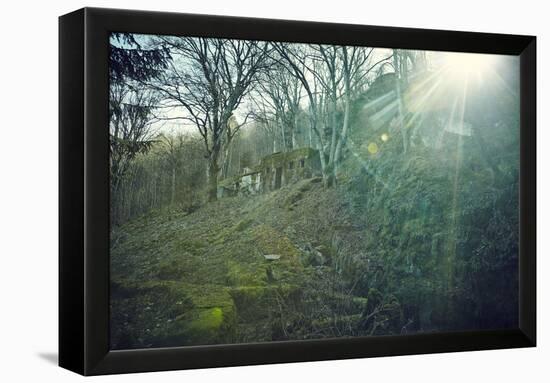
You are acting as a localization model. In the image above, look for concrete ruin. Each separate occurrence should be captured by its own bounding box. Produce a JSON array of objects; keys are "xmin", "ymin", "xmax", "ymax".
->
[{"xmin": 217, "ymin": 147, "xmax": 321, "ymax": 198}]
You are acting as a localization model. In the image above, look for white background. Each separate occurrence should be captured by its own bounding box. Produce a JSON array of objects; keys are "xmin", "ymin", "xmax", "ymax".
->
[{"xmin": 0, "ymin": 0, "xmax": 547, "ymax": 381}]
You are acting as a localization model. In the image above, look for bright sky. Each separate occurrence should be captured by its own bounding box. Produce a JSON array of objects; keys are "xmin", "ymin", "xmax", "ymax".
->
[{"xmin": 111, "ymin": 33, "xmax": 516, "ymax": 138}]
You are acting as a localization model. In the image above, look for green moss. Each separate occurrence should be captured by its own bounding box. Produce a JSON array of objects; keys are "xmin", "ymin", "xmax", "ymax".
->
[
  {"xmin": 229, "ymin": 284, "xmax": 304, "ymax": 333},
  {"xmin": 251, "ymin": 224, "xmax": 301, "ymax": 260},
  {"xmin": 110, "ymin": 279, "xmax": 196, "ymax": 349},
  {"xmin": 155, "ymin": 259, "xmax": 184, "ymax": 280},
  {"xmin": 111, "ymin": 173, "xmax": 380, "ymax": 346},
  {"xmin": 211, "ymin": 216, "xmax": 257, "ymax": 245},
  {"xmin": 173, "ymin": 304, "xmax": 236, "ymax": 344},
  {"xmin": 226, "ymin": 261, "xmax": 266, "ymax": 286},
  {"xmin": 229, "ymin": 286, "xmax": 267, "ymax": 305},
  {"xmin": 143, "ymin": 282, "xmax": 237, "ymax": 345},
  {"xmin": 175, "ymin": 238, "xmax": 207, "ymax": 254},
  {"xmin": 284, "ymin": 179, "xmax": 316, "ymax": 208},
  {"xmin": 234, "ymin": 218, "xmax": 255, "ymax": 232},
  {"xmin": 187, "ymin": 307, "xmax": 224, "ymax": 332}
]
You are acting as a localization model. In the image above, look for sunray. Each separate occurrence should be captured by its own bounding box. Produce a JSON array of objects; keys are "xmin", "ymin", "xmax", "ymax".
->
[
  {"xmin": 445, "ymin": 78, "xmax": 469, "ymax": 292},
  {"xmin": 404, "ymin": 76, "xmax": 444, "ymax": 117},
  {"xmin": 486, "ymin": 68, "xmax": 519, "ymax": 100},
  {"xmin": 370, "ymin": 99, "xmax": 399, "ymax": 122},
  {"xmin": 344, "ymin": 138, "xmax": 390, "ymax": 190},
  {"xmin": 361, "ymin": 90, "xmax": 396, "ymax": 111}
]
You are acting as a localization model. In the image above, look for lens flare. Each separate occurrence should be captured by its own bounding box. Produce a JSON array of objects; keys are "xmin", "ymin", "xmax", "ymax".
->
[
  {"xmin": 442, "ymin": 52, "xmax": 495, "ymax": 81},
  {"xmin": 367, "ymin": 142, "xmax": 379, "ymax": 154}
]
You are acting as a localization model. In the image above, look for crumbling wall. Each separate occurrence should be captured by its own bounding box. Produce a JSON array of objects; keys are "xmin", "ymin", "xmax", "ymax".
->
[
  {"xmin": 218, "ymin": 147, "xmax": 321, "ymax": 197},
  {"xmin": 260, "ymin": 147, "xmax": 321, "ymax": 192}
]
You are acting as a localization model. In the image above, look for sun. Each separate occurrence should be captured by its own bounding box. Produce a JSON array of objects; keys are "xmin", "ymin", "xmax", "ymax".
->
[{"xmin": 441, "ymin": 52, "xmax": 495, "ymax": 81}]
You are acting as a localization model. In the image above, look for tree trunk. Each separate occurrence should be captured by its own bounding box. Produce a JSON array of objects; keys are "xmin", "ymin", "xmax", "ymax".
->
[
  {"xmin": 308, "ymin": 120, "xmax": 313, "ymax": 148},
  {"xmin": 206, "ymin": 147, "xmax": 221, "ymax": 202},
  {"xmin": 222, "ymin": 136, "xmax": 233, "ymax": 179},
  {"xmin": 291, "ymin": 115, "xmax": 297, "ymax": 150},
  {"xmin": 318, "ymin": 148, "xmax": 331, "ymax": 188},
  {"xmin": 272, "ymin": 131, "xmax": 278, "ymax": 153},
  {"xmin": 334, "ymin": 52, "xmax": 352, "ymax": 177},
  {"xmin": 394, "ymin": 52, "xmax": 408, "ymax": 153},
  {"xmin": 170, "ymin": 166, "xmax": 176, "ymax": 205},
  {"xmin": 318, "ymin": 121, "xmax": 335, "ymax": 188},
  {"xmin": 328, "ymin": 92, "xmax": 338, "ymax": 164},
  {"xmin": 333, "ymin": 98, "xmax": 350, "ymax": 176},
  {"xmin": 279, "ymin": 118, "xmax": 286, "ymax": 152}
]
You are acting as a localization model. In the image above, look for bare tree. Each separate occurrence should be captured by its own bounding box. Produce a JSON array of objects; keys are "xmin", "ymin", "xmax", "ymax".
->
[
  {"xmin": 274, "ymin": 43, "xmax": 332, "ymax": 185},
  {"xmin": 255, "ymin": 63, "xmax": 303, "ymax": 151},
  {"xmin": 333, "ymin": 46, "xmax": 386, "ymax": 172},
  {"xmin": 109, "ymin": 82, "xmax": 158, "ymax": 197},
  {"xmin": 275, "ymin": 43, "xmax": 389, "ymax": 186},
  {"xmin": 158, "ymin": 133, "xmax": 185, "ymax": 205},
  {"xmin": 220, "ymin": 114, "xmax": 252, "ymax": 178},
  {"xmin": 147, "ymin": 37, "xmax": 270, "ymax": 201},
  {"xmin": 249, "ymin": 97, "xmax": 282, "ymax": 153}
]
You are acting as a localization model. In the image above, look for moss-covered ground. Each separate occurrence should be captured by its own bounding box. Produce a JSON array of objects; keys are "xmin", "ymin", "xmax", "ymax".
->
[
  {"xmin": 110, "ymin": 178, "xmax": 378, "ymax": 348},
  {"xmin": 111, "ymin": 134, "xmax": 519, "ymax": 349}
]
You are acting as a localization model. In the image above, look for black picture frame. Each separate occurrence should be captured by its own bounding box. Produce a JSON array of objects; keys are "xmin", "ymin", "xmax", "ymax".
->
[{"xmin": 59, "ymin": 7, "xmax": 536, "ymax": 376}]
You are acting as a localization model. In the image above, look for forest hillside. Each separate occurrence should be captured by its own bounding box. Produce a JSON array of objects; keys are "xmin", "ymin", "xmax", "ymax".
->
[
  {"xmin": 111, "ymin": 111, "xmax": 518, "ymax": 348},
  {"xmin": 109, "ymin": 34, "xmax": 520, "ymax": 348}
]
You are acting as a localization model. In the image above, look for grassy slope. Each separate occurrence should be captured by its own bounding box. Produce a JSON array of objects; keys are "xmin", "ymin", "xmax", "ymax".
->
[
  {"xmin": 110, "ymin": 142, "xmax": 518, "ymax": 348},
  {"xmin": 110, "ymin": 177, "xmax": 372, "ymax": 349}
]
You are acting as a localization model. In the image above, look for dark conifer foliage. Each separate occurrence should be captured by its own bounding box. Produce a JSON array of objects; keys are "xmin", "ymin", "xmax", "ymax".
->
[{"xmin": 109, "ymin": 32, "xmax": 171, "ymax": 83}]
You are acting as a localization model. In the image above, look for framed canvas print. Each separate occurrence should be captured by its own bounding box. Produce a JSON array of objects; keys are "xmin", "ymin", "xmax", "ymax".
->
[{"xmin": 59, "ymin": 7, "xmax": 536, "ymax": 376}]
